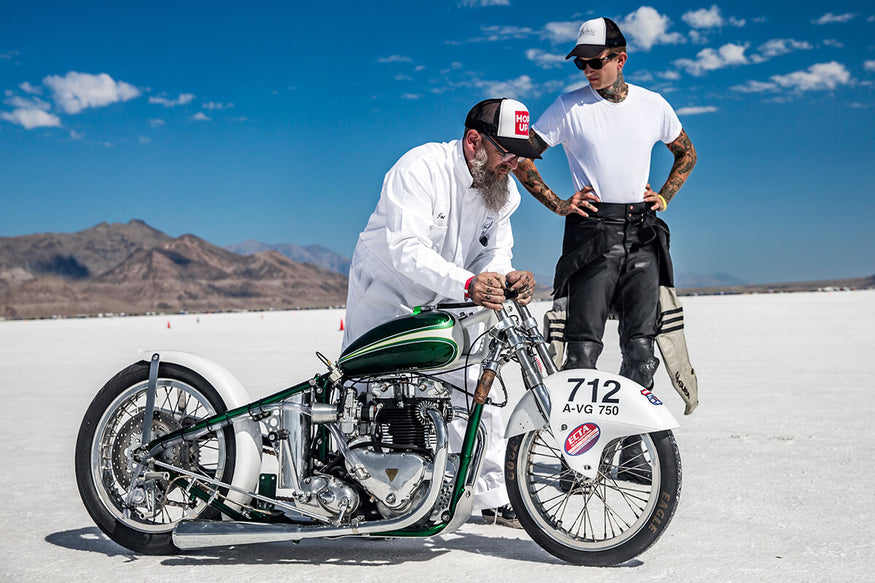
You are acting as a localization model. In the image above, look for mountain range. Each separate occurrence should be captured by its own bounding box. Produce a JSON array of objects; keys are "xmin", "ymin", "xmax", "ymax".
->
[
  {"xmin": 1, "ymin": 220, "xmax": 870, "ymax": 319},
  {"xmin": 0, "ymin": 220, "xmax": 349, "ymax": 319},
  {"xmin": 226, "ymin": 241, "xmax": 351, "ymax": 276}
]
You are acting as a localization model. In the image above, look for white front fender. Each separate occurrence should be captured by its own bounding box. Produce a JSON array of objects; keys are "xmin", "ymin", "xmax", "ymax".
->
[
  {"xmin": 138, "ymin": 349, "xmax": 262, "ymax": 510},
  {"xmin": 506, "ymin": 369, "xmax": 678, "ymax": 480}
]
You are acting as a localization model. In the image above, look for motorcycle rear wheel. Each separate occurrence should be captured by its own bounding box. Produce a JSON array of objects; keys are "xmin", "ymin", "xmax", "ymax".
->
[
  {"xmin": 506, "ymin": 429, "xmax": 681, "ymax": 566},
  {"xmin": 75, "ymin": 361, "xmax": 236, "ymax": 554}
]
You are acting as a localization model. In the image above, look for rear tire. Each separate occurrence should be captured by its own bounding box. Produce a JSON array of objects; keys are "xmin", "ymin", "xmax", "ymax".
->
[
  {"xmin": 75, "ymin": 362, "xmax": 236, "ymax": 554},
  {"xmin": 506, "ymin": 429, "xmax": 681, "ymax": 566}
]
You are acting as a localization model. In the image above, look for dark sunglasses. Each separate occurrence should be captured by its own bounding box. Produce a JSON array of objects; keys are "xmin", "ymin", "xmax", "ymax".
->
[
  {"xmin": 483, "ymin": 133, "xmax": 519, "ymax": 162},
  {"xmin": 574, "ymin": 54, "xmax": 616, "ymax": 71}
]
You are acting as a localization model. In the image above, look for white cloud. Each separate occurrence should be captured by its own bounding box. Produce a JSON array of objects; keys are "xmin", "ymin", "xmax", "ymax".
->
[
  {"xmin": 401, "ymin": 93, "xmax": 421, "ymax": 100},
  {"xmin": 1, "ymin": 50, "xmax": 19, "ymax": 61},
  {"xmin": 683, "ymin": 6, "xmax": 724, "ymax": 29},
  {"xmin": 758, "ymin": 39, "xmax": 813, "ymax": 58},
  {"xmin": 474, "ymin": 75, "xmax": 536, "ymax": 99},
  {"xmin": 733, "ymin": 61, "xmax": 853, "ymax": 94},
  {"xmin": 731, "ymin": 80, "xmax": 779, "ymax": 93},
  {"xmin": 139, "ymin": 136, "xmax": 151, "ymax": 144},
  {"xmin": 4, "ymin": 94, "xmax": 51, "ymax": 111},
  {"xmin": 813, "ymin": 13, "xmax": 857, "ymax": 25},
  {"xmin": 191, "ymin": 112, "xmax": 210, "ymax": 121},
  {"xmin": 865, "ymin": 60, "xmax": 875, "ymax": 72},
  {"xmin": 377, "ymin": 55, "xmax": 412, "ymax": 63},
  {"xmin": 203, "ymin": 101, "xmax": 233, "ymax": 110},
  {"xmin": 149, "ymin": 118, "xmax": 165, "ymax": 127},
  {"xmin": 43, "ymin": 72, "xmax": 140, "ymax": 114},
  {"xmin": 471, "ymin": 25, "xmax": 535, "ymax": 42},
  {"xmin": 526, "ymin": 48, "xmax": 566, "ymax": 69},
  {"xmin": 464, "ymin": 75, "xmax": 564, "ymax": 100},
  {"xmin": 148, "ymin": 93, "xmax": 195, "ymax": 107},
  {"xmin": 771, "ymin": 61, "xmax": 851, "ymax": 91},
  {"xmin": 459, "ymin": 0, "xmax": 509, "ymax": 7},
  {"xmin": 18, "ymin": 81, "xmax": 41, "ymax": 94},
  {"xmin": 729, "ymin": 17, "xmax": 746, "ymax": 27},
  {"xmin": 542, "ymin": 21, "xmax": 580, "ymax": 44},
  {"xmin": 620, "ymin": 6, "xmax": 686, "ymax": 51},
  {"xmin": 676, "ymin": 106, "xmax": 718, "ymax": 115},
  {"xmin": 0, "ymin": 108, "xmax": 62, "ymax": 129},
  {"xmin": 675, "ymin": 43, "xmax": 749, "ymax": 76},
  {"xmin": 69, "ymin": 130, "xmax": 83, "ymax": 140},
  {"xmin": 688, "ymin": 30, "xmax": 709, "ymax": 44},
  {"xmin": 822, "ymin": 39, "xmax": 844, "ymax": 48}
]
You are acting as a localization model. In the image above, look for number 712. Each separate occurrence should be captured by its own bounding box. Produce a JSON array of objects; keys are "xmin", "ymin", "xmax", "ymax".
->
[{"xmin": 567, "ymin": 378, "xmax": 620, "ymax": 404}]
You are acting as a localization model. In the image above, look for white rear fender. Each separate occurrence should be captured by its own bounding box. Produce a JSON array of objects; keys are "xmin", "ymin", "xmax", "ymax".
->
[
  {"xmin": 137, "ymin": 349, "xmax": 262, "ymax": 510},
  {"xmin": 506, "ymin": 369, "xmax": 678, "ymax": 480}
]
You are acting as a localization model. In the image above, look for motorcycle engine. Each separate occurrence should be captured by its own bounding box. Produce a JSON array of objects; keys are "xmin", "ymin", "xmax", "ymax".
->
[
  {"xmin": 335, "ymin": 375, "xmax": 454, "ymax": 519},
  {"xmin": 284, "ymin": 375, "xmax": 455, "ymax": 523},
  {"xmin": 366, "ymin": 376, "xmax": 454, "ymax": 452}
]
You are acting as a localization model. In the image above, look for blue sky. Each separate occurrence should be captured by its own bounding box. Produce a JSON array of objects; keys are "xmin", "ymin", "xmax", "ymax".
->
[{"xmin": 1, "ymin": 1, "xmax": 873, "ymax": 284}]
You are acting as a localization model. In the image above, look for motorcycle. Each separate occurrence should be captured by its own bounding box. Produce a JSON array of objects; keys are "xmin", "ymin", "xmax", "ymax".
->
[{"xmin": 75, "ymin": 293, "xmax": 682, "ymax": 566}]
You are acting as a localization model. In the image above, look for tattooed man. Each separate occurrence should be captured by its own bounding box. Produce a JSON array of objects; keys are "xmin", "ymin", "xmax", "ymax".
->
[
  {"xmin": 514, "ymin": 17, "xmax": 696, "ymax": 392},
  {"xmin": 342, "ymin": 98, "xmax": 539, "ymax": 527}
]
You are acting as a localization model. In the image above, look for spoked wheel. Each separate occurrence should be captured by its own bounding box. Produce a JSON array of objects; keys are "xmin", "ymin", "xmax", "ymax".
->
[
  {"xmin": 506, "ymin": 429, "xmax": 681, "ymax": 566},
  {"xmin": 75, "ymin": 362, "xmax": 236, "ymax": 554}
]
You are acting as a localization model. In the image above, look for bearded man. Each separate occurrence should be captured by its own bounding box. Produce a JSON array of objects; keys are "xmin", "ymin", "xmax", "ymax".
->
[{"xmin": 341, "ymin": 98, "xmax": 539, "ymax": 527}]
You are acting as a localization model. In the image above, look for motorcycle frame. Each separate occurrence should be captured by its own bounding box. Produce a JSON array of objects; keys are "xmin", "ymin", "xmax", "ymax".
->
[{"xmin": 135, "ymin": 300, "xmax": 556, "ymax": 536}]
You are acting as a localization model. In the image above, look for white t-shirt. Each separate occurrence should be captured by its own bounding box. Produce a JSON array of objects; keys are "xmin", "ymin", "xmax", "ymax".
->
[{"xmin": 533, "ymin": 84, "xmax": 682, "ymax": 204}]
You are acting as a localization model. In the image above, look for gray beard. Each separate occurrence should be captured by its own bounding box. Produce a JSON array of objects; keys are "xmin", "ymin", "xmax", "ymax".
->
[{"xmin": 470, "ymin": 145, "xmax": 510, "ymax": 212}]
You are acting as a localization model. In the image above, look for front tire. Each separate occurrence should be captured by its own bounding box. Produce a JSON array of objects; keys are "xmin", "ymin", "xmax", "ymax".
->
[
  {"xmin": 75, "ymin": 362, "xmax": 236, "ymax": 554},
  {"xmin": 506, "ymin": 429, "xmax": 681, "ymax": 566}
]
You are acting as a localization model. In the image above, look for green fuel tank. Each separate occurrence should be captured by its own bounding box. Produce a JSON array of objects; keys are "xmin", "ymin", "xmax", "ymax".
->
[{"xmin": 338, "ymin": 310, "xmax": 465, "ymax": 376}]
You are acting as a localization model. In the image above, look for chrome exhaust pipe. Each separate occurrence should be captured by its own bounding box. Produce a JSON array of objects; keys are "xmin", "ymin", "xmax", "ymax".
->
[{"xmin": 173, "ymin": 409, "xmax": 449, "ymax": 550}]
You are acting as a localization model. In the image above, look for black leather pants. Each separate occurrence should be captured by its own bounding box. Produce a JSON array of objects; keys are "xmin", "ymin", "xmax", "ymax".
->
[{"xmin": 564, "ymin": 218, "xmax": 659, "ymax": 376}]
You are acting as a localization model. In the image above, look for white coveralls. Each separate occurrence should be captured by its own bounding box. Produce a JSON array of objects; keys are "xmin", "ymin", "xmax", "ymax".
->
[{"xmin": 342, "ymin": 139, "xmax": 521, "ymax": 511}]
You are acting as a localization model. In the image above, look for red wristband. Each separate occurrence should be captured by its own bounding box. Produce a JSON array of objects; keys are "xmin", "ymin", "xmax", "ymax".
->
[{"xmin": 464, "ymin": 276, "xmax": 474, "ymax": 300}]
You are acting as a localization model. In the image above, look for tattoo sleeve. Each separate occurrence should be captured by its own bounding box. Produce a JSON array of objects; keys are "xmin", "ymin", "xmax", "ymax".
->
[
  {"xmin": 513, "ymin": 159, "xmax": 563, "ymax": 214},
  {"xmin": 659, "ymin": 129, "xmax": 697, "ymax": 205},
  {"xmin": 513, "ymin": 130, "xmax": 569, "ymax": 214}
]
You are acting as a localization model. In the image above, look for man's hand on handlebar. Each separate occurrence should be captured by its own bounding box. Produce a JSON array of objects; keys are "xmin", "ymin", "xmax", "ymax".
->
[
  {"xmin": 505, "ymin": 270, "xmax": 535, "ymax": 306},
  {"xmin": 469, "ymin": 270, "xmax": 536, "ymax": 310},
  {"xmin": 468, "ymin": 272, "xmax": 507, "ymax": 311}
]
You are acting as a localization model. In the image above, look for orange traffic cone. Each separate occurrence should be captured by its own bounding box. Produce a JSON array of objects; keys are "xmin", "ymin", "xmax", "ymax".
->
[
  {"xmin": 339, "ymin": 318, "xmax": 344, "ymax": 331},
  {"xmin": 167, "ymin": 321, "xmax": 171, "ymax": 329}
]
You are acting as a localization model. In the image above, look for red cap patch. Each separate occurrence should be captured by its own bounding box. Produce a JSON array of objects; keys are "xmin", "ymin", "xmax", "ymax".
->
[{"xmin": 514, "ymin": 111, "xmax": 529, "ymax": 136}]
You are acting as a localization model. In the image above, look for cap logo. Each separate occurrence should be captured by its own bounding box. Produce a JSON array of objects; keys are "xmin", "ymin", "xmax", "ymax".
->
[
  {"xmin": 514, "ymin": 111, "xmax": 529, "ymax": 136},
  {"xmin": 575, "ymin": 17, "xmax": 609, "ymax": 47}
]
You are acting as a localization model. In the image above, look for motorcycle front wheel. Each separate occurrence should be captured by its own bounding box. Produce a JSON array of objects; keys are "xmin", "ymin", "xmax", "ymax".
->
[
  {"xmin": 75, "ymin": 361, "xmax": 236, "ymax": 554},
  {"xmin": 505, "ymin": 429, "xmax": 681, "ymax": 566}
]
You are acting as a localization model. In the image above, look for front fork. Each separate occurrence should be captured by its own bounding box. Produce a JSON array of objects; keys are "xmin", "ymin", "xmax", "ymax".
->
[{"xmin": 452, "ymin": 301, "xmax": 553, "ymax": 510}]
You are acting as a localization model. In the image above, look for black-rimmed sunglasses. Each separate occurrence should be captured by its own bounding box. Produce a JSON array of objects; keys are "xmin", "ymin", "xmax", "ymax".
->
[
  {"xmin": 482, "ymin": 133, "xmax": 519, "ymax": 162},
  {"xmin": 574, "ymin": 54, "xmax": 615, "ymax": 71}
]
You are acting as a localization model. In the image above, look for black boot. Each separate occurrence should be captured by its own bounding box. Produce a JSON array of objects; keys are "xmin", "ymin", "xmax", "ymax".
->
[
  {"xmin": 617, "ymin": 436, "xmax": 652, "ymax": 484},
  {"xmin": 563, "ymin": 341, "xmax": 602, "ymax": 370},
  {"xmin": 619, "ymin": 337, "xmax": 659, "ymax": 388}
]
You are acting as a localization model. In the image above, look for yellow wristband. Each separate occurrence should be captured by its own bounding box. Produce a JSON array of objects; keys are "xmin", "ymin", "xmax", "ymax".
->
[{"xmin": 657, "ymin": 194, "xmax": 667, "ymax": 210}]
